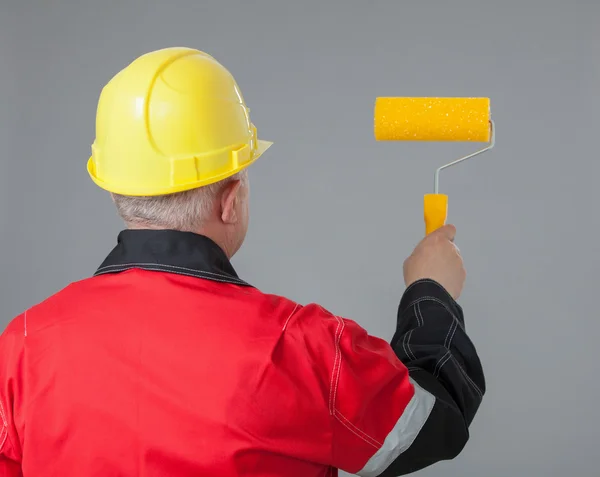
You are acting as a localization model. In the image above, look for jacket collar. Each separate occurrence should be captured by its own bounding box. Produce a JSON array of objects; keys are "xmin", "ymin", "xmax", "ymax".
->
[{"xmin": 94, "ymin": 229, "xmax": 251, "ymax": 287}]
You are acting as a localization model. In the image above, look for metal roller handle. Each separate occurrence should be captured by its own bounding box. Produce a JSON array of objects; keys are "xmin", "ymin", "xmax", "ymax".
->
[{"xmin": 433, "ymin": 120, "xmax": 496, "ymax": 194}]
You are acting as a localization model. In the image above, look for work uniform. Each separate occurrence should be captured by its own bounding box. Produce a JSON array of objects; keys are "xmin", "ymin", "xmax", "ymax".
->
[{"xmin": 0, "ymin": 229, "xmax": 485, "ymax": 476}]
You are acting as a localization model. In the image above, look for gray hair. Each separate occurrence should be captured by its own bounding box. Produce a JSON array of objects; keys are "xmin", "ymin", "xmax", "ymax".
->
[{"xmin": 111, "ymin": 170, "xmax": 247, "ymax": 231}]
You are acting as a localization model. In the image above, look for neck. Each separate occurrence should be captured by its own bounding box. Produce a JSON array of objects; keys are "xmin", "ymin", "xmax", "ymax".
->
[{"xmin": 195, "ymin": 226, "xmax": 236, "ymax": 259}]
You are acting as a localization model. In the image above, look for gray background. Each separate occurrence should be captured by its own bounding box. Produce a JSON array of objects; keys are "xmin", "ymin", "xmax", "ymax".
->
[{"xmin": 1, "ymin": 1, "xmax": 599, "ymax": 476}]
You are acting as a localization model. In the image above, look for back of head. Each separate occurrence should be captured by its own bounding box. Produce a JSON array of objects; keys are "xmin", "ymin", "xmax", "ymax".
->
[
  {"xmin": 87, "ymin": 47, "xmax": 272, "ymax": 250},
  {"xmin": 110, "ymin": 170, "xmax": 247, "ymax": 232}
]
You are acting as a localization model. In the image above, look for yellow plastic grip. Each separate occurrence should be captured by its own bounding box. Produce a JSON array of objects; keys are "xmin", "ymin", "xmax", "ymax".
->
[{"xmin": 424, "ymin": 194, "xmax": 448, "ymax": 235}]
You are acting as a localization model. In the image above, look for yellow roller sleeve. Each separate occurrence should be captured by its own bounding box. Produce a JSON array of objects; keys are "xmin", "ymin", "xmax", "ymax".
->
[{"xmin": 374, "ymin": 97, "xmax": 491, "ymax": 142}]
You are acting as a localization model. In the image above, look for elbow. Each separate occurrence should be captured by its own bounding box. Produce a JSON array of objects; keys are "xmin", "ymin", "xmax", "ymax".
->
[{"xmin": 375, "ymin": 414, "xmax": 471, "ymax": 477}]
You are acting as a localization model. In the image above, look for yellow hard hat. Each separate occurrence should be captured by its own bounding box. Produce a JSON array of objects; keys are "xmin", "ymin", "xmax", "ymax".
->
[{"xmin": 87, "ymin": 47, "xmax": 273, "ymax": 196}]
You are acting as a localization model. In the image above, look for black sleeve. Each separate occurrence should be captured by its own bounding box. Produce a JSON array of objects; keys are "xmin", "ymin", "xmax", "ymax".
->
[{"xmin": 378, "ymin": 279, "xmax": 486, "ymax": 476}]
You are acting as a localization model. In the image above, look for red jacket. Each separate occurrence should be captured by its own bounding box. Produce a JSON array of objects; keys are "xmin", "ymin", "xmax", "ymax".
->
[{"xmin": 0, "ymin": 230, "xmax": 485, "ymax": 476}]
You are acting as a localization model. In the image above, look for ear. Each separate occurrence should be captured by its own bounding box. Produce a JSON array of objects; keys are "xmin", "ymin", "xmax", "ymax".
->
[{"xmin": 220, "ymin": 180, "xmax": 242, "ymax": 224}]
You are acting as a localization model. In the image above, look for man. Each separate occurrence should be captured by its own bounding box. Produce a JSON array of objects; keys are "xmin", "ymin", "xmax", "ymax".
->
[{"xmin": 0, "ymin": 47, "xmax": 485, "ymax": 476}]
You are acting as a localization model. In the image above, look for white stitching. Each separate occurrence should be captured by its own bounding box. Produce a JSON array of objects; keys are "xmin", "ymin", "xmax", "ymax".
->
[
  {"xmin": 334, "ymin": 409, "xmax": 382, "ymax": 448},
  {"xmin": 443, "ymin": 321, "xmax": 453, "ymax": 348},
  {"xmin": 401, "ymin": 331, "xmax": 411, "ymax": 360},
  {"xmin": 405, "ymin": 279, "xmax": 458, "ymax": 310},
  {"xmin": 331, "ymin": 318, "xmax": 346, "ymax": 413},
  {"xmin": 0, "ymin": 401, "xmax": 8, "ymax": 452},
  {"xmin": 446, "ymin": 319, "xmax": 458, "ymax": 350},
  {"xmin": 411, "ymin": 297, "xmax": 468, "ymax": 385},
  {"xmin": 333, "ymin": 410, "xmax": 380, "ymax": 449},
  {"xmin": 0, "ymin": 401, "xmax": 7, "ymax": 427},
  {"xmin": 434, "ymin": 353, "xmax": 452, "ymax": 378},
  {"xmin": 102, "ymin": 266, "xmax": 246, "ymax": 285},
  {"xmin": 96, "ymin": 263, "xmax": 247, "ymax": 284},
  {"xmin": 434, "ymin": 317, "xmax": 458, "ymax": 376},
  {"xmin": 403, "ymin": 330, "xmax": 417, "ymax": 361},
  {"xmin": 329, "ymin": 316, "xmax": 342, "ymax": 416},
  {"xmin": 97, "ymin": 262, "xmax": 240, "ymax": 279},
  {"xmin": 95, "ymin": 267, "xmax": 244, "ymax": 285},
  {"xmin": 0, "ymin": 429, "xmax": 6, "ymax": 452},
  {"xmin": 404, "ymin": 302, "xmax": 425, "ymax": 362},
  {"xmin": 415, "ymin": 302, "xmax": 425, "ymax": 327},
  {"xmin": 24, "ymin": 310, "xmax": 28, "ymax": 337},
  {"xmin": 404, "ymin": 297, "xmax": 461, "ymax": 328},
  {"xmin": 411, "ymin": 298, "xmax": 470, "ymax": 388},
  {"xmin": 281, "ymin": 304, "xmax": 300, "ymax": 332},
  {"xmin": 407, "ymin": 330, "xmax": 418, "ymax": 361},
  {"xmin": 96, "ymin": 267, "xmax": 238, "ymax": 284},
  {"xmin": 433, "ymin": 350, "xmax": 451, "ymax": 377},
  {"xmin": 443, "ymin": 319, "xmax": 458, "ymax": 349},
  {"xmin": 412, "ymin": 303, "xmax": 420, "ymax": 327},
  {"xmin": 0, "ymin": 399, "xmax": 19, "ymax": 455},
  {"xmin": 450, "ymin": 356, "xmax": 484, "ymax": 397},
  {"xmin": 329, "ymin": 316, "xmax": 345, "ymax": 415},
  {"xmin": 330, "ymin": 317, "xmax": 384, "ymax": 448},
  {"xmin": 403, "ymin": 279, "xmax": 443, "ymax": 295},
  {"xmin": 407, "ymin": 296, "xmax": 457, "ymax": 319},
  {"xmin": 433, "ymin": 350, "xmax": 450, "ymax": 376}
]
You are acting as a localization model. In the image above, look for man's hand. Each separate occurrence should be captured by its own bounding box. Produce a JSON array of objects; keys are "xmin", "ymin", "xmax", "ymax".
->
[{"xmin": 403, "ymin": 224, "xmax": 466, "ymax": 300}]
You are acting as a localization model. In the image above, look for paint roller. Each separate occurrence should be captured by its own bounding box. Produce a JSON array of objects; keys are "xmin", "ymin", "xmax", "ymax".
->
[{"xmin": 374, "ymin": 97, "xmax": 495, "ymax": 235}]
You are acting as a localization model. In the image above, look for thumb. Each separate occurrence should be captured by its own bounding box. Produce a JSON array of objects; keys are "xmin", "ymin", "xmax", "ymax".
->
[{"xmin": 436, "ymin": 224, "xmax": 456, "ymax": 242}]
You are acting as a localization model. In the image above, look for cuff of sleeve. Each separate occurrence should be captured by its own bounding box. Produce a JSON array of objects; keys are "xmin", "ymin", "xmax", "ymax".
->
[{"xmin": 399, "ymin": 279, "xmax": 463, "ymax": 321}]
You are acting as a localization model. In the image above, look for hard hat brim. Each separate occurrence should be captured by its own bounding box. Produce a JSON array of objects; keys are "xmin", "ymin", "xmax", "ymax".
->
[{"xmin": 87, "ymin": 139, "xmax": 273, "ymax": 197}]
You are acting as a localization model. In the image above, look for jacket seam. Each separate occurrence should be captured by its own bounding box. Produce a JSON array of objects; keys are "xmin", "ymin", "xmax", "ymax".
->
[
  {"xmin": 281, "ymin": 304, "xmax": 300, "ymax": 331},
  {"xmin": 405, "ymin": 298, "xmax": 476, "ymax": 392},
  {"xmin": 0, "ymin": 426, "xmax": 7, "ymax": 453},
  {"xmin": 450, "ymin": 356, "xmax": 484, "ymax": 397},
  {"xmin": 402, "ymin": 279, "xmax": 456, "ymax": 304},
  {"xmin": 94, "ymin": 266, "xmax": 248, "ymax": 286},
  {"xmin": 402, "ymin": 296, "xmax": 463, "ymax": 330},
  {"xmin": 333, "ymin": 409, "xmax": 380, "ymax": 449},
  {"xmin": 329, "ymin": 316, "xmax": 383, "ymax": 450},
  {"xmin": 96, "ymin": 262, "xmax": 243, "ymax": 280},
  {"xmin": 0, "ymin": 403, "xmax": 7, "ymax": 452},
  {"xmin": 0, "ymin": 397, "xmax": 14, "ymax": 455},
  {"xmin": 328, "ymin": 316, "xmax": 344, "ymax": 415}
]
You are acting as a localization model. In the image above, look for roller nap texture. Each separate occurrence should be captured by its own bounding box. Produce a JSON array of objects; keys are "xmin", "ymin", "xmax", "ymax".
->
[{"xmin": 374, "ymin": 97, "xmax": 491, "ymax": 142}]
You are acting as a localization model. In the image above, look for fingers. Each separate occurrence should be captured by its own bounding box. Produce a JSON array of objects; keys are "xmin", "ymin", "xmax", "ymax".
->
[{"xmin": 433, "ymin": 224, "xmax": 456, "ymax": 242}]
